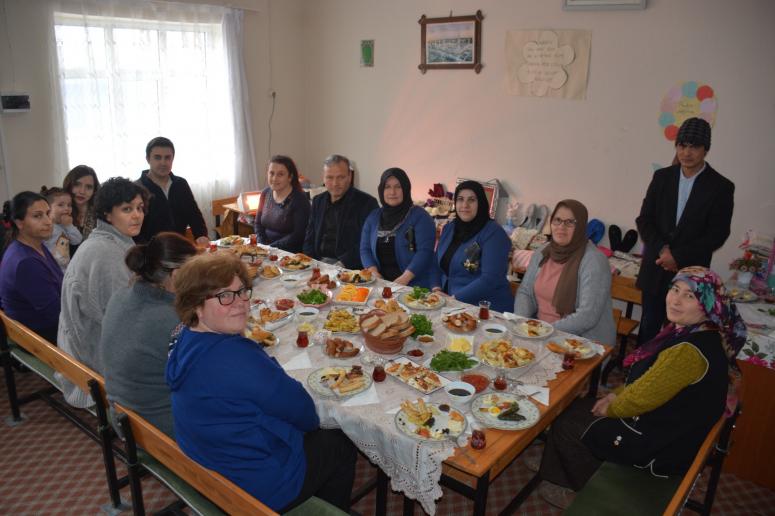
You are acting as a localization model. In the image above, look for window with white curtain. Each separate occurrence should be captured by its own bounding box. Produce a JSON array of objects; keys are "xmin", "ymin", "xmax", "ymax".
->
[{"xmin": 54, "ymin": 11, "xmax": 236, "ymax": 189}]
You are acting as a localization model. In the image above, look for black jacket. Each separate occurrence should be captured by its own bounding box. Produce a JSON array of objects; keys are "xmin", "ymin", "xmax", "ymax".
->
[
  {"xmin": 635, "ymin": 163, "xmax": 734, "ymax": 295},
  {"xmin": 136, "ymin": 171, "xmax": 208, "ymax": 243},
  {"xmin": 303, "ymin": 187, "xmax": 378, "ymax": 269}
]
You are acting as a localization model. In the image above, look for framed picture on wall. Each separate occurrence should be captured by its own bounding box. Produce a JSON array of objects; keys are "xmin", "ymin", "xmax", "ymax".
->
[
  {"xmin": 418, "ymin": 10, "xmax": 483, "ymax": 74},
  {"xmin": 563, "ymin": 0, "xmax": 646, "ymax": 10},
  {"xmin": 455, "ymin": 178, "xmax": 500, "ymax": 219}
]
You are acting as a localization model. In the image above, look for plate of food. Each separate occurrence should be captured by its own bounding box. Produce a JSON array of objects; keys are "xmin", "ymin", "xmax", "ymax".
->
[
  {"xmin": 274, "ymin": 298, "xmax": 296, "ymax": 312},
  {"xmin": 441, "ymin": 311, "xmax": 478, "ymax": 333},
  {"xmin": 471, "ymin": 393, "xmax": 540, "ymax": 431},
  {"xmin": 410, "ymin": 313, "xmax": 433, "ymax": 340},
  {"xmin": 251, "ymin": 306, "xmax": 294, "ymax": 331},
  {"xmin": 307, "ymin": 366, "xmax": 371, "ymax": 398},
  {"xmin": 278, "ymin": 253, "xmax": 313, "ymax": 271},
  {"xmin": 426, "ymin": 350, "xmax": 480, "ymax": 373},
  {"xmin": 369, "ymin": 298, "xmax": 407, "ymax": 313},
  {"xmin": 477, "ymin": 339, "xmax": 536, "ymax": 369},
  {"xmin": 385, "ymin": 356, "xmax": 450, "ymax": 394},
  {"xmin": 395, "ymin": 399, "xmax": 466, "ymax": 441},
  {"xmin": 259, "ymin": 264, "xmax": 282, "ymax": 280},
  {"xmin": 296, "ymin": 288, "xmax": 332, "ymax": 308},
  {"xmin": 334, "ymin": 285, "xmax": 373, "ymax": 306},
  {"xmin": 244, "ymin": 325, "xmax": 279, "ymax": 347},
  {"xmin": 728, "ymin": 288, "xmax": 759, "ymax": 303},
  {"xmin": 324, "ymin": 337, "xmax": 361, "ymax": 359},
  {"xmin": 337, "ymin": 269, "xmax": 376, "ymax": 285},
  {"xmin": 546, "ymin": 337, "xmax": 597, "ymax": 359},
  {"xmin": 513, "ymin": 319, "xmax": 554, "ymax": 339},
  {"xmin": 308, "ymin": 273, "xmax": 339, "ymax": 291},
  {"xmin": 323, "ymin": 308, "xmax": 360, "ymax": 334},
  {"xmin": 447, "ymin": 335, "xmax": 474, "ymax": 355},
  {"xmin": 400, "ymin": 287, "xmax": 445, "ymax": 310},
  {"xmin": 216, "ymin": 235, "xmax": 245, "ymax": 247}
]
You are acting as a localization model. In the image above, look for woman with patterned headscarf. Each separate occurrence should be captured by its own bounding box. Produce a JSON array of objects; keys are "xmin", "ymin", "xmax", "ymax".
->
[
  {"xmin": 535, "ymin": 266, "xmax": 746, "ymax": 509},
  {"xmin": 359, "ymin": 168, "xmax": 436, "ymax": 286},
  {"xmin": 431, "ymin": 180, "xmax": 513, "ymax": 312},
  {"xmin": 514, "ymin": 199, "xmax": 616, "ymax": 345}
]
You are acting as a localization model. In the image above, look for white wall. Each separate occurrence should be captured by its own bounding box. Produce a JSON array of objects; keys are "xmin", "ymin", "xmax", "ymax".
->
[{"xmin": 301, "ymin": 0, "xmax": 775, "ymax": 274}]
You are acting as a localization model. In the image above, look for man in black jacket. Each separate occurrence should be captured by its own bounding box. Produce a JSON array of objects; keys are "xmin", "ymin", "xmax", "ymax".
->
[
  {"xmin": 635, "ymin": 117, "xmax": 734, "ymax": 343},
  {"xmin": 136, "ymin": 136, "xmax": 209, "ymax": 245},
  {"xmin": 303, "ymin": 154, "xmax": 378, "ymax": 269}
]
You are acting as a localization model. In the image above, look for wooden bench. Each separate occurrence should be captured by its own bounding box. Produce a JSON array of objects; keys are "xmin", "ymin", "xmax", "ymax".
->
[
  {"xmin": 565, "ymin": 403, "xmax": 741, "ymax": 515},
  {"xmin": 0, "ymin": 311, "xmax": 129, "ymax": 511},
  {"xmin": 113, "ymin": 403, "xmax": 346, "ymax": 516},
  {"xmin": 602, "ymin": 275, "xmax": 642, "ymax": 385}
]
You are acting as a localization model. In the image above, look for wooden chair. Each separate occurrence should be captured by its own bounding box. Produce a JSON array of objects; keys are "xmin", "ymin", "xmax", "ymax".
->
[
  {"xmin": 211, "ymin": 195, "xmax": 239, "ymax": 238},
  {"xmin": 114, "ymin": 403, "xmax": 346, "ymax": 516},
  {"xmin": 0, "ymin": 311, "xmax": 129, "ymax": 511},
  {"xmin": 565, "ymin": 403, "xmax": 741, "ymax": 516},
  {"xmin": 601, "ymin": 275, "xmax": 642, "ymax": 385}
]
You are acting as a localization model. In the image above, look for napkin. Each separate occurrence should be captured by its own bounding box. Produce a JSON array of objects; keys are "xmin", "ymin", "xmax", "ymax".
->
[
  {"xmin": 341, "ymin": 384, "xmax": 380, "ymax": 407},
  {"xmin": 518, "ymin": 384, "xmax": 550, "ymax": 406},
  {"xmin": 283, "ymin": 351, "xmax": 312, "ymax": 370}
]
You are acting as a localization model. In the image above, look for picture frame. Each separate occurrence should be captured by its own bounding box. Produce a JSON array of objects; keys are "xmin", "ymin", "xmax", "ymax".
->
[
  {"xmin": 562, "ymin": 0, "xmax": 646, "ymax": 10},
  {"xmin": 418, "ymin": 10, "xmax": 483, "ymax": 74},
  {"xmin": 455, "ymin": 178, "xmax": 500, "ymax": 219}
]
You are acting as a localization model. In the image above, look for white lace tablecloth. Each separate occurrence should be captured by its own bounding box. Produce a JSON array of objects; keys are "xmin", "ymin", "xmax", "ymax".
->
[{"xmin": 251, "ymin": 252, "xmax": 596, "ymax": 514}]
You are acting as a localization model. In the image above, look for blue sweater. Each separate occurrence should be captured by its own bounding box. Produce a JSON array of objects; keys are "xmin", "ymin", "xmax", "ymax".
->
[
  {"xmin": 166, "ymin": 328, "xmax": 319, "ymax": 510},
  {"xmin": 431, "ymin": 220, "xmax": 514, "ymax": 313},
  {"xmin": 0, "ymin": 240, "xmax": 63, "ymax": 342},
  {"xmin": 360, "ymin": 206, "xmax": 436, "ymax": 288}
]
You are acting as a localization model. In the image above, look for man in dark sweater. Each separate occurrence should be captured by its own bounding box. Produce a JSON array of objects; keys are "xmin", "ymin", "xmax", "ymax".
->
[
  {"xmin": 303, "ymin": 154, "xmax": 378, "ymax": 269},
  {"xmin": 136, "ymin": 136, "xmax": 209, "ymax": 245}
]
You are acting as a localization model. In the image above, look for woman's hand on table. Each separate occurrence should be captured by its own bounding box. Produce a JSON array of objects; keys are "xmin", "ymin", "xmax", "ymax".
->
[
  {"xmin": 393, "ymin": 271, "xmax": 414, "ymax": 286},
  {"xmin": 591, "ymin": 393, "xmax": 616, "ymax": 417},
  {"xmin": 367, "ymin": 266, "xmax": 383, "ymax": 279}
]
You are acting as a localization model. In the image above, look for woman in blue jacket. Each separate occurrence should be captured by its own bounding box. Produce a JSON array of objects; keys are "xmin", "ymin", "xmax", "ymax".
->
[
  {"xmin": 360, "ymin": 168, "xmax": 435, "ymax": 287},
  {"xmin": 432, "ymin": 180, "xmax": 513, "ymax": 313},
  {"xmin": 166, "ymin": 252, "xmax": 356, "ymax": 512}
]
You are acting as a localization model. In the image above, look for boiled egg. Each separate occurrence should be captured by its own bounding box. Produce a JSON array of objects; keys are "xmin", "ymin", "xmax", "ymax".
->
[{"xmin": 488, "ymin": 406, "xmax": 502, "ymax": 416}]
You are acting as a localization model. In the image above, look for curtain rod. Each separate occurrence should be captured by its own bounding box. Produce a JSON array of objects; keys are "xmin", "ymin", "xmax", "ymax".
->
[{"xmin": 150, "ymin": 0, "xmax": 262, "ymax": 13}]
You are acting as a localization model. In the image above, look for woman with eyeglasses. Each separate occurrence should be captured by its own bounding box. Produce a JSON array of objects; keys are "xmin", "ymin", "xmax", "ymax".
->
[
  {"xmin": 166, "ymin": 252, "xmax": 357, "ymax": 512},
  {"xmin": 514, "ymin": 199, "xmax": 615, "ymax": 344},
  {"xmin": 101, "ymin": 232, "xmax": 197, "ymax": 437},
  {"xmin": 431, "ymin": 181, "xmax": 514, "ymax": 312}
]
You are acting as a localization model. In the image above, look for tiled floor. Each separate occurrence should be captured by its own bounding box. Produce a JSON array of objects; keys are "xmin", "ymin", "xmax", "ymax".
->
[{"xmin": 2, "ymin": 366, "xmax": 774, "ymax": 515}]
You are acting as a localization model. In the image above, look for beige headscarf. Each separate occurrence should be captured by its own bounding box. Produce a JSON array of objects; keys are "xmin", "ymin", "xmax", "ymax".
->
[{"xmin": 540, "ymin": 199, "xmax": 589, "ymax": 317}]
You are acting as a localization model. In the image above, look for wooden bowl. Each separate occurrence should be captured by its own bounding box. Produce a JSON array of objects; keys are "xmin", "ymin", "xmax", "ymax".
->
[{"xmin": 359, "ymin": 309, "xmax": 408, "ymax": 355}]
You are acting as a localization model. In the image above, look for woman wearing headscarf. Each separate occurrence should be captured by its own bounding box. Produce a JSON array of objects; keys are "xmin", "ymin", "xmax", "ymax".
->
[
  {"xmin": 431, "ymin": 180, "xmax": 513, "ymax": 312},
  {"xmin": 535, "ymin": 266, "xmax": 746, "ymax": 509},
  {"xmin": 359, "ymin": 168, "xmax": 435, "ymax": 287},
  {"xmin": 514, "ymin": 199, "xmax": 615, "ymax": 345}
]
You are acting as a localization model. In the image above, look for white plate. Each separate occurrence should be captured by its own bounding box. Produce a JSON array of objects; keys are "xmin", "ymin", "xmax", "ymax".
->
[
  {"xmin": 476, "ymin": 340, "xmax": 536, "ymax": 369},
  {"xmin": 216, "ymin": 236, "xmax": 247, "ymax": 247},
  {"xmin": 258, "ymin": 265, "xmax": 283, "ymax": 280},
  {"xmin": 307, "ymin": 367, "xmax": 373, "ymax": 399},
  {"xmin": 728, "ymin": 288, "xmax": 759, "ymax": 303},
  {"xmin": 296, "ymin": 289, "xmax": 333, "ymax": 308},
  {"xmin": 337, "ymin": 270, "xmax": 377, "ymax": 285},
  {"xmin": 441, "ymin": 311, "xmax": 479, "ymax": 334},
  {"xmin": 399, "ymin": 292, "xmax": 446, "ymax": 311},
  {"xmin": 512, "ymin": 318, "xmax": 554, "ymax": 339},
  {"xmin": 322, "ymin": 308, "xmax": 360, "ymax": 334},
  {"xmin": 333, "ymin": 286, "xmax": 374, "ymax": 306},
  {"xmin": 243, "ymin": 328, "xmax": 279, "ymax": 348},
  {"xmin": 471, "ymin": 393, "xmax": 540, "ymax": 431},
  {"xmin": 394, "ymin": 402, "xmax": 467, "ymax": 441},
  {"xmin": 546, "ymin": 337, "xmax": 597, "ymax": 360},
  {"xmin": 385, "ymin": 356, "xmax": 451, "ymax": 394},
  {"xmin": 249, "ymin": 307, "xmax": 294, "ymax": 331},
  {"xmin": 424, "ymin": 353, "xmax": 480, "ymax": 373}
]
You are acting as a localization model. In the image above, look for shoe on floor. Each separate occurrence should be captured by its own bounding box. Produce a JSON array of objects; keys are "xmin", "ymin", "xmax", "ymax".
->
[
  {"xmin": 533, "ymin": 204, "xmax": 550, "ymax": 232},
  {"xmin": 522, "ymin": 443, "xmax": 543, "ymax": 473},
  {"xmin": 620, "ymin": 229, "xmax": 638, "ymax": 253},
  {"xmin": 538, "ymin": 481, "xmax": 576, "ymax": 510},
  {"xmin": 521, "ymin": 203, "xmax": 536, "ymax": 228}
]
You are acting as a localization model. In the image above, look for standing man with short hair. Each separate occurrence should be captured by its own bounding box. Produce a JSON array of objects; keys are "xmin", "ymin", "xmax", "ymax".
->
[
  {"xmin": 137, "ymin": 136, "xmax": 209, "ymax": 246},
  {"xmin": 303, "ymin": 154, "xmax": 378, "ymax": 269},
  {"xmin": 635, "ymin": 117, "xmax": 734, "ymax": 343}
]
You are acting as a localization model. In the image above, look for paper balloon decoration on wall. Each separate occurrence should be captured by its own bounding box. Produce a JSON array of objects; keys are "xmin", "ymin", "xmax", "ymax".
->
[{"xmin": 658, "ymin": 81, "xmax": 718, "ymax": 141}]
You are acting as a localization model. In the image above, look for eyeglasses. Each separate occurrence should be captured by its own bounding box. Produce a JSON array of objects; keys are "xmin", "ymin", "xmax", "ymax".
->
[
  {"xmin": 551, "ymin": 217, "xmax": 577, "ymax": 228},
  {"xmin": 207, "ymin": 286, "xmax": 252, "ymax": 306}
]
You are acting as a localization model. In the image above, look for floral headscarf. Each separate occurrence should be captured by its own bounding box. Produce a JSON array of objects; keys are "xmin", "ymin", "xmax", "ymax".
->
[{"xmin": 624, "ymin": 266, "xmax": 747, "ymax": 367}]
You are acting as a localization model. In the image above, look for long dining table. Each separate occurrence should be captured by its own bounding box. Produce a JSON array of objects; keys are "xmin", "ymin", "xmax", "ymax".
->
[{"xmin": 239, "ymin": 244, "xmax": 611, "ymax": 515}]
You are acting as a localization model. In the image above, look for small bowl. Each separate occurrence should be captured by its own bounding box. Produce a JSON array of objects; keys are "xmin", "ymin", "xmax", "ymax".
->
[
  {"xmin": 445, "ymin": 381, "xmax": 476, "ymax": 408},
  {"xmin": 281, "ymin": 275, "xmax": 303, "ymax": 289},
  {"xmin": 297, "ymin": 307, "xmax": 319, "ymax": 323},
  {"xmin": 416, "ymin": 334, "xmax": 435, "ymax": 346},
  {"xmin": 482, "ymin": 323, "xmax": 508, "ymax": 337}
]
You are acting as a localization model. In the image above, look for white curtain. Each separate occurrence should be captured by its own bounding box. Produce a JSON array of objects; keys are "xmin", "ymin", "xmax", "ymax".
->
[{"xmin": 48, "ymin": 0, "xmax": 257, "ymax": 233}]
